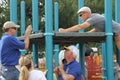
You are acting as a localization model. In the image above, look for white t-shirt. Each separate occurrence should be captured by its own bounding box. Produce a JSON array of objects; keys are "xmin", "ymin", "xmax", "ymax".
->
[{"xmin": 28, "ymin": 70, "xmax": 46, "ymax": 80}]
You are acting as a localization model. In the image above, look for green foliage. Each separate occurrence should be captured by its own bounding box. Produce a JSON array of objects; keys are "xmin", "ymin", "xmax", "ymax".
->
[
  {"xmin": 38, "ymin": 51, "xmax": 45, "ymax": 58},
  {"xmin": 0, "ymin": 0, "xmax": 9, "ymax": 37},
  {"xmin": 53, "ymin": 0, "xmax": 78, "ymax": 28},
  {"xmin": 17, "ymin": 0, "xmax": 45, "ymax": 31},
  {"xmin": 85, "ymin": 0, "xmax": 104, "ymax": 13}
]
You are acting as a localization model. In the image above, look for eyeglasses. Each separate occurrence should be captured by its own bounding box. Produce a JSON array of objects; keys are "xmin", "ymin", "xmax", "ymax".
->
[{"xmin": 11, "ymin": 27, "xmax": 17, "ymax": 30}]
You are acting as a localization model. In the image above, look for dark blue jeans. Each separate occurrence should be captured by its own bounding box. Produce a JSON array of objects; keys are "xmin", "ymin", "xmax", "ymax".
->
[{"xmin": 1, "ymin": 66, "xmax": 19, "ymax": 80}]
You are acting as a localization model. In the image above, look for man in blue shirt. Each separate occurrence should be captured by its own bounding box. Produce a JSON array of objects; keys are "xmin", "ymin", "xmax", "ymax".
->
[
  {"xmin": 54, "ymin": 45, "xmax": 82, "ymax": 80},
  {"xmin": 0, "ymin": 21, "xmax": 32, "ymax": 80}
]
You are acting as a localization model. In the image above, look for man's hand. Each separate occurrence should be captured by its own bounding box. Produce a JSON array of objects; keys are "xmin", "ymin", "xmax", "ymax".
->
[
  {"xmin": 59, "ymin": 28, "xmax": 66, "ymax": 32},
  {"xmin": 54, "ymin": 67, "xmax": 59, "ymax": 74},
  {"xmin": 24, "ymin": 25, "xmax": 32, "ymax": 49},
  {"xmin": 25, "ymin": 25, "xmax": 32, "ymax": 35},
  {"xmin": 58, "ymin": 64, "xmax": 64, "ymax": 72}
]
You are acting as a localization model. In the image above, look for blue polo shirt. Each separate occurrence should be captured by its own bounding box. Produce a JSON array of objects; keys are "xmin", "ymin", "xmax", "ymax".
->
[
  {"xmin": 0, "ymin": 34, "xmax": 25, "ymax": 66},
  {"xmin": 59, "ymin": 60, "xmax": 82, "ymax": 80}
]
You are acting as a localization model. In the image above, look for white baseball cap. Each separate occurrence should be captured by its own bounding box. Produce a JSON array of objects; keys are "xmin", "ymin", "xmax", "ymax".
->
[
  {"xmin": 59, "ymin": 50, "xmax": 65, "ymax": 64},
  {"xmin": 3, "ymin": 21, "xmax": 20, "ymax": 29},
  {"xmin": 64, "ymin": 45, "xmax": 79, "ymax": 58},
  {"xmin": 77, "ymin": 6, "xmax": 91, "ymax": 14}
]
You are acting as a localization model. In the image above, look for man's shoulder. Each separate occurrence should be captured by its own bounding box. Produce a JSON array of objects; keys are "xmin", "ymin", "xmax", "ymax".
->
[
  {"xmin": 86, "ymin": 13, "xmax": 104, "ymax": 25},
  {"xmin": 91, "ymin": 13, "xmax": 104, "ymax": 18},
  {"xmin": 2, "ymin": 34, "xmax": 16, "ymax": 39},
  {"xmin": 69, "ymin": 60, "xmax": 80, "ymax": 67}
]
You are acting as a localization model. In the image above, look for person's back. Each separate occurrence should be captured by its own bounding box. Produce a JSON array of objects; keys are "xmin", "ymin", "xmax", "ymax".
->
[
  {"xmin": 86, "ymin": 13, "xmax": 105, "ymax": 32},
  {"xmin": 0, "ymin": 34, "xmax": 23, "ymax": 65},
  {"xmin": 19, "ymin": 55, "xmax": 46, "ymax": 80},
  {"xmin": 86, "ymin": 13, "xmax": 120, "ymax": 34},
  {"xmin": 112, "ymin": 20, "xmax": 120, "ymax": 35},
  {"xmin": 28, "ymin": 70, "xmax": 46, "ymax": 80},
  {"xmin": 0, "ymin": 76, "xmax": 5, "ymax": 80}
]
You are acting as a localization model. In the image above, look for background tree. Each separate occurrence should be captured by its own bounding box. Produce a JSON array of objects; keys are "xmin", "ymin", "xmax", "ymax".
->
[
  {"xmin": 0, "ymin": 0, "xmax": 9, "ymax": 37},
  {"xmin": 17, "ymin": 0, "xmax": 45, "ymax": 32},
  {"xmin": 53, "ymin": 0, "xmax": 78, "ymax": 28}
]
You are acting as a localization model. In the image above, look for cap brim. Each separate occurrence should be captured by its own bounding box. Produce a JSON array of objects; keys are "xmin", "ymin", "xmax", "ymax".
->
[
  {"xmin": 77, "ymin": 10, "xmax": 86, "ymax": 14},
  {"xmin": 15, "ymin": 25, "xmax": 20, "ymax": 28},
  {"xmin": 64, "ymin": 46, "xmax": 70, "ymax": 50}
]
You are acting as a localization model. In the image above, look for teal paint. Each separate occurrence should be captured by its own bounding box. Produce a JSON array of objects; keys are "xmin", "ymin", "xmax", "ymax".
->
[
  {"xmin": 78, "ymin": 0, "xmax": 85, "ymax": 76},
  {"xmin": 104, "ymin": 0, "xmax": 114, "ymax": 80},
  {"xmin": 45, "ymin": 0, "xmax": 53, "ymax": 80},
  {"xmin": 102, "ymin": 43, "xmax": 107, "ymax": 80},
  {"xmin": 21, "ymin": 1, "xmax": 25, "ymax": 36},
  {"xmin": 32, "ymin": 0, "xmax": 39, "ymax": 68},
  {"xmin": 10, "ymin": 0, "xmax": 17, "ymax": 23},
  {"xmin": 54, "ymin": 2, "xmax": 59, "ymax": 67},
  {"xmin": 32, "ymin": 44, "xmax": 38, "ymax": 68}
]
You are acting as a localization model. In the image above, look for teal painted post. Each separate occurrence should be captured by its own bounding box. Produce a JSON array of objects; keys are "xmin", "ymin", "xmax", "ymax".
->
[
  {"xmin": 78, "ymin": 0, "xmax": 85, "ymax": 76},
  {"xmin": 32, "ymin": 45, "xmax": 38, "ymax": 67},
  {"xmin": 102, "ymin": 43, "xmax": 107, "ymax": 80},
  {"xmin": 115, "ymin": 0, "xmax": 120, "ymax": 22},
  {"xmin": 32, "ymin": 0, "xmax": 39, "ymax": 68},
  {"xmin": 20, "ymin": 49, "xmax": 27, "ymax": 55},
  {"xmin": 10, "ymin": 0, "xmax": 18, "ymax": 36},
  {"xmin": 20, "ymin": 1, "xmax": 25, "ymax": 36},
  {"xmin": 32, "ymin": 0, "xmax": 38, "ymax": 32},
  {"xmin": 10, "ymin": 0, "xmax": 17, "ymax": 23},
  {"xmin": 54, "ymin": 2, "xmax": 59, "ymax": 67},
  {"xmin": 78, "ymin": 0, "xmax": 84, "ymax": 24},
  {"xmin": 115, "ymin": 0, "xmax": 120, "ymax": 65},
  {"xmin": 45, "ymin": 0, "xmax": 53, "ymax": 80},
  {"xmin": 54, "ymin": 45, "xmax": 59, "ymax": 67},
  {"xmin": 104, "ymin": 0, "xmax": 114, "ymax": 80},
  {"xmin": 79, "ymin": 44, "xmax": 85, "ymax": 76},
  {"xmin": 20, "ymin": 1, "xmax": 26, "ymax": 55}
]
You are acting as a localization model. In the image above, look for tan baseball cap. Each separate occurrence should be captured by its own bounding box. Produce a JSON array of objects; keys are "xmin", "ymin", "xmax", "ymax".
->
[
  {"xmin": 3, "ymin": 21, "xmax": 20, "ymax": 29},
  {"xmin": 77, "ymin": 6, "xmax": 91, "ymax": 14}
]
